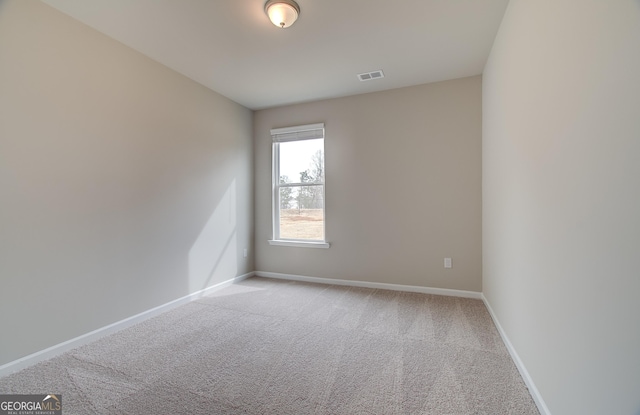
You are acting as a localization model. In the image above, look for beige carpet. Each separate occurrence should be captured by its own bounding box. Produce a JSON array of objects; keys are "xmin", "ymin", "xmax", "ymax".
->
[{"xmin": 0, "ymin": 277, "xmax": 539, "ymax": 414}]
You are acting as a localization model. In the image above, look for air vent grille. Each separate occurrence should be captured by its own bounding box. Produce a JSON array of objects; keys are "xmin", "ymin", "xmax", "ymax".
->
[{"xmin": 357, "ymin": 70, "xmax": 385, "ymax": 82}]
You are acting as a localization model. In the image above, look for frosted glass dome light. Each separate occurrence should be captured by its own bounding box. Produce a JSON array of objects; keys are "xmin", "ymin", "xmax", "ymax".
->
[{"xmin": 265, "ymin": 0, "xmax": 300, "ymax": 29}]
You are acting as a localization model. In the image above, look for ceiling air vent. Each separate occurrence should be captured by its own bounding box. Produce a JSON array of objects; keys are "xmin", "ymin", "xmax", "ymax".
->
[{"xmin": 357, "ymin": 70, "xmax": 385, "ymax": 82}]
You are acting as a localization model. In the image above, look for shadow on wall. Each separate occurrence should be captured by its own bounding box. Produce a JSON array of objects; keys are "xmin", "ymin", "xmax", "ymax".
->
[{"xmin": 188, "ymin": 180, "xmax": 238, "ymax": 293}]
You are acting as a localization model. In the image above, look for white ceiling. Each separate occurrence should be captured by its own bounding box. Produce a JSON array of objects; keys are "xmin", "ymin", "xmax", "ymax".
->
[{"xmin": 41, "ymin": 0, "xmax": 509, "ymax": 110}]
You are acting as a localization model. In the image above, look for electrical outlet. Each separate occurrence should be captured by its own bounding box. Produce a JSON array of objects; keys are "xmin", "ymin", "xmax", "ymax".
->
[
  {"xmin": 444, "ymin": 258, "xmax": 452, "ymax": 269},
  {"xmin": 243, "ymin": 248, "xmax": 248, "ymax": 258}
]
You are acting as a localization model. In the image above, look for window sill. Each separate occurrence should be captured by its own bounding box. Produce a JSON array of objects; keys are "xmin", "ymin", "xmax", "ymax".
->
[{"xmin": 268, "ymin": 240, "xmax": 331, "ymax": 249}]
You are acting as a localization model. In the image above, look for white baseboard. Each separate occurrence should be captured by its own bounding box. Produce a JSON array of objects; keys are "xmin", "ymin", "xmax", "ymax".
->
[
  {"xmin": 255, "ymin": 271, "xmax": 483, "ymax": 299},
  {"xmin": 0, "ymin": 271, "xmax": 255, "ymax": 378},
  {"xmin": 482, "ymin": 294, "xmax": 551, "ymax": 415}
]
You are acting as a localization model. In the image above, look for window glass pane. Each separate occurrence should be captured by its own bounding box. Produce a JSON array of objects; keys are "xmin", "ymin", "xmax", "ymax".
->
[
  {"xmin": 279, "ymin": 139, "xmax": 324, "ymax": 184},
  {"xmin": 279, "ymin": 185, "xmax": 324, "ymax": 240}
]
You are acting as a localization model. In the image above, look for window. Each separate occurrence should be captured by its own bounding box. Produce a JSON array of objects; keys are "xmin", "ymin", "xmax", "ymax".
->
[{"xmin": 269, "ymin": 123, "xmax": 329, "ymax": 248}]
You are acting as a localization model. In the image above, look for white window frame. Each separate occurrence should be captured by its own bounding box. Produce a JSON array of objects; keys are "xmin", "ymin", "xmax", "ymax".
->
[{"xmin": 269, "ymin": 123, "xmax": 330, "ymax": 249}]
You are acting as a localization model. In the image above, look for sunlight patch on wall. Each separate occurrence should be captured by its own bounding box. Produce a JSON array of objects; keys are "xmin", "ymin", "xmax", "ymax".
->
[{"xmin": 188, "ymin": 180, "xmax": 238, "ymax": 293}]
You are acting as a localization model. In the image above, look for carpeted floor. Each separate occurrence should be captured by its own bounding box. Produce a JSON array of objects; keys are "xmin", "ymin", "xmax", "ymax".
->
[{"xmin": 0, "ymin": 277, "xmax": 539, "ymax": 414}]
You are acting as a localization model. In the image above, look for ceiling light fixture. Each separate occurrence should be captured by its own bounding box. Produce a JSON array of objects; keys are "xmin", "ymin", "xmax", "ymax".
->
[{"xmin": 264, "ymin": 0, "xmax": 300, "ymax": 29}]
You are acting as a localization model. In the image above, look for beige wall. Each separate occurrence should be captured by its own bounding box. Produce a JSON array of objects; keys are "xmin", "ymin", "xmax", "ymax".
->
[
  {"xmin": 0, "ymin": 1, "xmax": 253, "ymax": 366},
  {"xmin": 483, "ymin": 1, "xmax": 640, "ymax": 414},
  {"xmin": 254, "ymin": 76, "xmax": 482, "ymax": 291}
]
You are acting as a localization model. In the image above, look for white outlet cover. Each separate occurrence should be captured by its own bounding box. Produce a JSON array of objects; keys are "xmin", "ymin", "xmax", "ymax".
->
[{"xmin": 444, "ymin": 258, "xmax": 452, "ymax": 268}]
